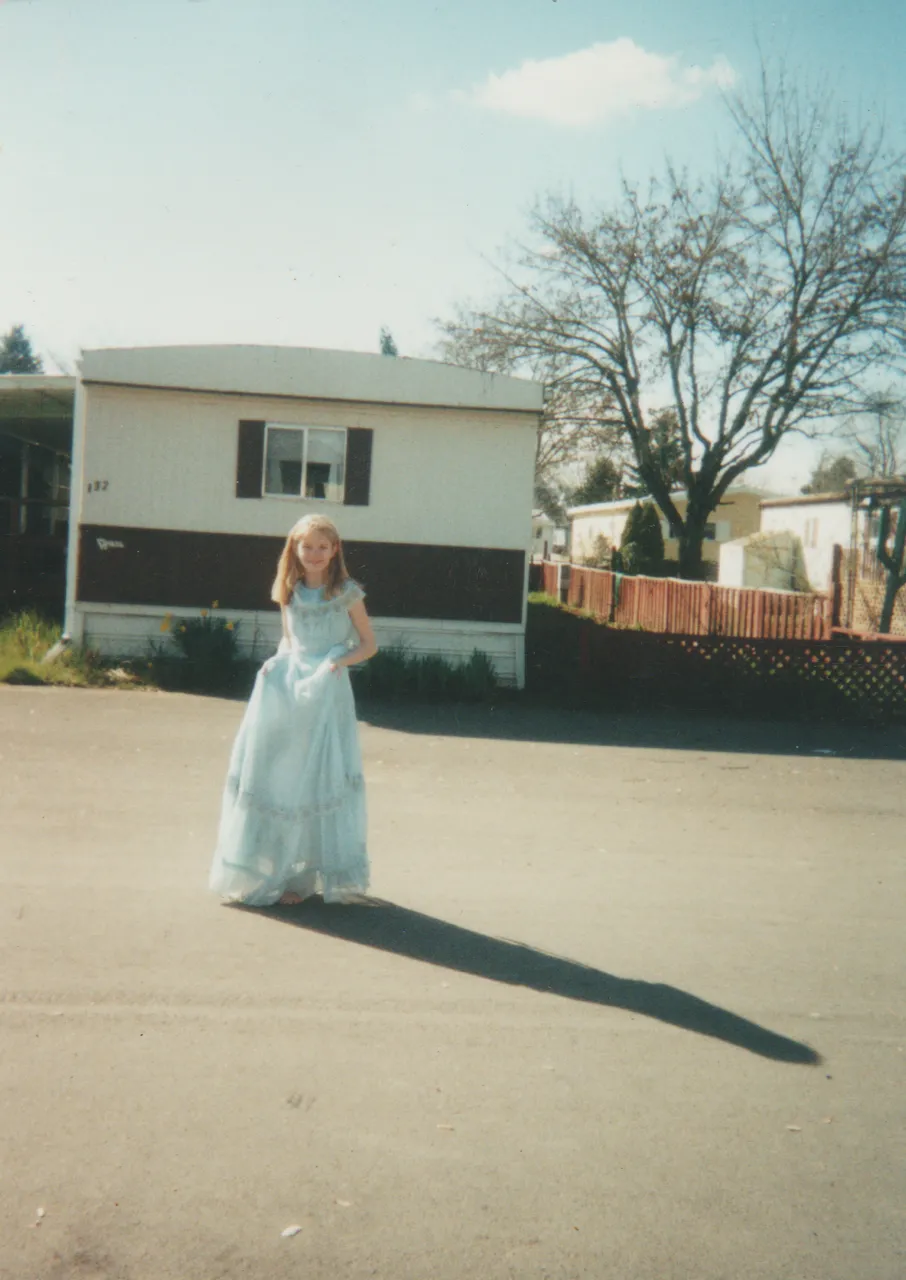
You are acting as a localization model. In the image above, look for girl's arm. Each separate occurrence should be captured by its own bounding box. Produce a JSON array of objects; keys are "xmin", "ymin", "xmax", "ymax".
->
[
  {"xmin": 330, "ymin": 599, "xmax": 378, "ymax": 671},
  {"xmin": 279, "ymin": 605, "xmax": 291, "ymax": 651},
  {"xmin": 264, "ymin": 607, "xmax": 291, "ymax": 671}
]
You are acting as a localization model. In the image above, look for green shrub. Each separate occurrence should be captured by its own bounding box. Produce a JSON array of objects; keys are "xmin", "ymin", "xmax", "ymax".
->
[
  {"xmin": 353, "ymin": 644, "xmax": 498, "ymax": 702},
  {"xmin": 157, "ymin": 606, "xmax": 244, "ymax": 691},
  {"xmin": 620, "ymin": 501, "xmax": 665, "ymax": 576},
  {"xmin": 354, "ymin": 645, "xmax": 418, "ymax": 697},
  {"xmin": 459, "ymin": 649, "xmax": 498, "ymax": 699}
]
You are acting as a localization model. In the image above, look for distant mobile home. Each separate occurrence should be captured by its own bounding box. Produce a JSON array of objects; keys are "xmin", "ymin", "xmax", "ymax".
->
[
  {"xmin": 568, "ymin": 488, "xmax": 763, "ymax": 568},
  {"xmin": 65, "ymin": 346, "xmax": 544, "ymax": 685},
  {"xmin": 758, "ymin": 492, "xmax": 855, "ymax": 591}
]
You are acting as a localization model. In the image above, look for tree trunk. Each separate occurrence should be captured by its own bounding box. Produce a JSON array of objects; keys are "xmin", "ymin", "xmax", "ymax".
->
[
  {"xmin": 878, "ymin": 497, "xmax": 906, "ymax": 634},
  {"xmin": 677, "ymin": 508, "xmax": 709, "ymax": 580},
  {"xmin": 879, "ymin": 573, "xmax": 903, "ymax": 635}
]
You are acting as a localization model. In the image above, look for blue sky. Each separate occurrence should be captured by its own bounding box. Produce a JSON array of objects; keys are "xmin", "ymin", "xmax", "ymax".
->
[{"xmin": 1, "ymin": 0, "xmax": 904, "ymax": 487}]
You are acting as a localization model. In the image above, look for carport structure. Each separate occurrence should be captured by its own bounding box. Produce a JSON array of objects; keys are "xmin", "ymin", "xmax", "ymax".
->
[{"xmin": 0, "ymin": 374, "xmax": 75, "ymax": 616}]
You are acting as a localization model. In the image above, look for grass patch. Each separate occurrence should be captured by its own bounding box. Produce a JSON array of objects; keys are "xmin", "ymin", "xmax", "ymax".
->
[
  {"xmin": 0, "ymin": 606, "xmax": 257, "ymax": 696},
  {"xmin": 0, "ymin": 611, "xmax": 111, "ymax": 687},
  {"xmin": 527, "ymin": 591, "xmax": 562, "ymax": 609}
]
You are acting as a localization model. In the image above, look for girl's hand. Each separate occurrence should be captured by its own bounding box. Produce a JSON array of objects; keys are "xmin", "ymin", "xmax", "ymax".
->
[{"xmin": 328, "ymin": 659, "xmax": 345, "ymax": 675}]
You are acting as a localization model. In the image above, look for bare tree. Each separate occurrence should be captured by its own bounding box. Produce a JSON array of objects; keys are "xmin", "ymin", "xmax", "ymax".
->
[
  {"xmin": 439, "ymin": 67, "xmax": 906, "ymax": 577},
  {"xmin": 844, "ymin": 391, "xmax": 905, "ymax": 478},
  {"xmin": 441, "ymin": 330, "xmax": 622, "ymax": 480}
]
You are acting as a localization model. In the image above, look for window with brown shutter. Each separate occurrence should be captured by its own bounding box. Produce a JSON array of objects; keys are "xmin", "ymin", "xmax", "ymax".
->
[
  {"xmin": 344, "ymin": 427, "xmax": 373, "ymax": 505},
  {"xmin": 236, "ymin": 420, "xmax": 265, "ymax": 498},
  {"xmin": 236, "ymin": 421, "xmax": 373, "ymax": 505}
]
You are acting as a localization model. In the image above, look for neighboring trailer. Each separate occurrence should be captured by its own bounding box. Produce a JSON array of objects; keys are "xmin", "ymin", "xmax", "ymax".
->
[
  {"xmin": 568, "ymin": 489, "xmax": 764, "ymax": 569},
  {"xmin": 65, "ymin": 346, "xmax": 544, "ymax": 686},
  {"xmin": 759, "ymin": 493, "xmax": 854, "ymax": 592}
]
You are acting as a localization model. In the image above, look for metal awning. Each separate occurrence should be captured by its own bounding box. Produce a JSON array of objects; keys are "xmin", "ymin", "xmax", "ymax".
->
[{"xmin": 0, "ymin": 375, "xmax": 76, "ymax": 453}]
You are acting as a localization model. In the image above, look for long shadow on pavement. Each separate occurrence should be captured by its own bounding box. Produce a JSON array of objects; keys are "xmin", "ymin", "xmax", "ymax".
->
[
  {"xmin": 246, "ymin": 896, "xmax": 821, "ymax": 1065},
  {"xmin": 355, "ymin": 700, "xmax": 906, "ymax": 762}
]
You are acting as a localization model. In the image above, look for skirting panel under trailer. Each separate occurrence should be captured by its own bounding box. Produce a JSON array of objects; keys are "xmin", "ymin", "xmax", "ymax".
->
[{"xmin": 73, "ymin": 604, "xmax": 525, "ymax": 688}]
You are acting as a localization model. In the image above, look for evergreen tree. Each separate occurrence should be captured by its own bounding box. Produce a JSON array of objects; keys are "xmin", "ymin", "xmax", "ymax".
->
[
  {"xmin": 379, "ymin": 327, "xmax": 399, "ymax": 356},
  {"xmin": 801, "ymin": 453, "xmax": 858, "ymax": 494},
  {"xmin": 620, "ymin": 502, "xmax": 665, "ymax": 577},
  {"xmin": 533, "ymin": 476, "xmax": 567, "ymax": 525},
  {"xmin": 622, "ymin": 409, "xmax": 685, "ymax": 497},
  {"xmin": 569, "ymin": 454, "xmax": 622, "ymax": 506},
  {"xmin": 0, "ymin": 324, "xmax": 43, "ymax": 374}
]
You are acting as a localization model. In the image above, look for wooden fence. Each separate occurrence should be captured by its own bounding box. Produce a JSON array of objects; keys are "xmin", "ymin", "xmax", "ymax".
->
[
  {"xmin": 532, "ymin": 562, "xmax": 834, "ymax": 641},
  {"xmin": 535, "ymin": 560, "xmax": 562, "ymax": 599},
  {"xmin": 526, "ymin": 600, "xmax": 906, "ymax": 722}
]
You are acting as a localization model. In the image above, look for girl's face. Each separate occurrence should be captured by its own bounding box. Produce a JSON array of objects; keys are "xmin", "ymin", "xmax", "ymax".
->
[{"xmin": 295, "ymin": 529, "xmax": 336, "ymax": 579}]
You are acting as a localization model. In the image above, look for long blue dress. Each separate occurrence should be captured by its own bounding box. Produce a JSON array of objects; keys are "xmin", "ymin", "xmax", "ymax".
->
[{"xmin": 209, "ymin": 579, "xmax": 369, "ymax": 905}]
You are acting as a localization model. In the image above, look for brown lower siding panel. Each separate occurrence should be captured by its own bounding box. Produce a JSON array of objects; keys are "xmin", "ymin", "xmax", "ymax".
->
[{"xmin": 77, "ymin": 526, "xmax": 525, "ymax": 624}]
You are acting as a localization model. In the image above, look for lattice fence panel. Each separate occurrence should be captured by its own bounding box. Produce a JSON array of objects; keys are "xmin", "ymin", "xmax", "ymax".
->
[
  {"xmin": 526, "ymin": 600, "xmax": 906, "ymax": 721},
  {"xmin": 670, "ymin": 636, "xmax": 906, "ymax": 719}
]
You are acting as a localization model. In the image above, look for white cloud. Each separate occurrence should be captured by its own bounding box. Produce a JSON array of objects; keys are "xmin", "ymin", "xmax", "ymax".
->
[{"xmin": 460, "ymin": 38, "xmax": 736, "ymax": 127}]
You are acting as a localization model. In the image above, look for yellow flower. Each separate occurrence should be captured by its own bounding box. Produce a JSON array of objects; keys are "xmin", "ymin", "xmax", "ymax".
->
[
  {"xmin": 225, "ymin": 621, "xmax": 234, "ymax": 631},
  {"xmin": 159, "ymin": 614, "xmax": 172, "ymax": 633},
  {"xmin": 212, "ymin": 600, "xmax": 219, "ymax": 610},
  {"xmin": 179, "ymin": 625, "xmax": 186, "ymax": 633},
  {"xmin": 200, "ymin": 609, "xmax": 208, "ymax": 618}
]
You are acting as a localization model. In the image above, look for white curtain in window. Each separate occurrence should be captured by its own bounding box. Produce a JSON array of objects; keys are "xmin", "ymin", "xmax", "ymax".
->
[
  {"xmin": 305, "ymin": 429, "xmax": 346, "ymax": 501},
  {"xmin": 265, "ymin": 428, "xmax": 304, "ymax": 496}
]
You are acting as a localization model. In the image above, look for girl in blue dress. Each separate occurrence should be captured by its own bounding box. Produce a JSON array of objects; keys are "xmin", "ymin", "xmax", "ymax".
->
[{"xmin": 209, "ymin": 515, "xmax": 378, "ymax": 906}]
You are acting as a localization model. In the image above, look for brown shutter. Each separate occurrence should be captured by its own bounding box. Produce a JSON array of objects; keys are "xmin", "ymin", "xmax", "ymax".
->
[
  {"xmin": 344, "ymin": 428, "xmax": 373, "ymax": 506},
  {"xmin": 236, "ymin": 420, "xmax": 265, "ymax": 498}
]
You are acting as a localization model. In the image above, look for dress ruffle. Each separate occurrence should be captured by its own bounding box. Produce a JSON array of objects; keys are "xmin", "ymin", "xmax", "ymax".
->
[
  {"xmin": 290, "ymin": 578, "xmax": 364, "ymax": 617},
  {"xmin": 225, "ymin": 771, "xmax": 364, "ymax": 822}
]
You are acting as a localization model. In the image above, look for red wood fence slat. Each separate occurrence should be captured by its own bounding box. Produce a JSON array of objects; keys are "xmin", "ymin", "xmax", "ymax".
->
[
  {"xmin": 543, "ymin": 562, "xmax": 834, "ymax": 641},
  {"xmin": 540, "ymin": 562, "xmax": 560, "ymax": 598}
]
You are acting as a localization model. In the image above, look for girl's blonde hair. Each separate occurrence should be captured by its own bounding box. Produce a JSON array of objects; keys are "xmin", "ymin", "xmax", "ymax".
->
[{"xmin": 270, "ymin": 514, "xmax": 350, "ymax": 605}]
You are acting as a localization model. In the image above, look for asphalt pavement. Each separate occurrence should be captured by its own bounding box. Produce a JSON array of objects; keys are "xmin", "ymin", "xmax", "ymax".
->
[{"xmin": 2, "ymin": 687, "xmax": 904, "ymax": 1280}]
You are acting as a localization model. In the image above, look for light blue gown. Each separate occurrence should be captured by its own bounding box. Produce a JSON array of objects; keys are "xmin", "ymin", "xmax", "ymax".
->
[{"xmin": 209, "ymin": 579, "xmax": 369, "ymax": 905}]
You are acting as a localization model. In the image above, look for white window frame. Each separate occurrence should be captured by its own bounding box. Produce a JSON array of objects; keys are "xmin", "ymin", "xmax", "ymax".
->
[{"xmin": 262, "ymin": 423, "xmax": 348, "ymax": 503}]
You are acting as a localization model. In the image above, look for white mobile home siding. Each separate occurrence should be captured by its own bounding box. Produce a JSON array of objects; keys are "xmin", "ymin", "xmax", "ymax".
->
[
  {"xmin": 67, "ymin": 349, "xmax": 542, "ymax": 686},
  {"xmin": 760, "ymin": 499, "xmax": 852, "ymax": 591}
]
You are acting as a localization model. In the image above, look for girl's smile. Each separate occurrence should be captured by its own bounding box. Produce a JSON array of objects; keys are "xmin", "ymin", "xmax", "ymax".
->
[{"xmin": 297, "ymin": 533, "xmax": 336, "ymax": 583}]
